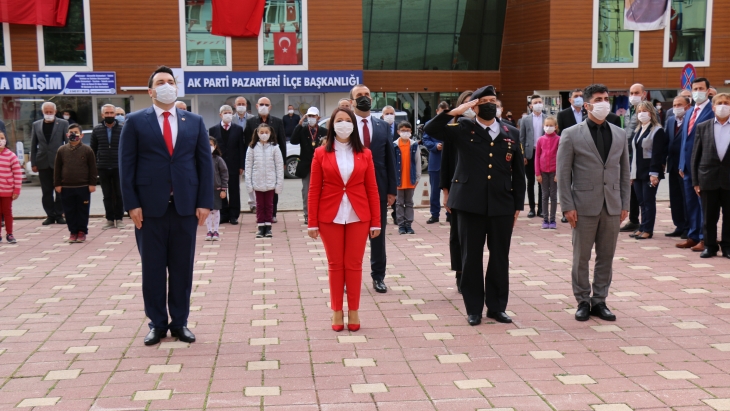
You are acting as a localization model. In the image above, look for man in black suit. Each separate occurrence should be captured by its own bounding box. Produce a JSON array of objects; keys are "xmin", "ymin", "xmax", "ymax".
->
[
  {"xmin": 424, "ymin": 85, "xmax": 525, "ymax": 326},
  {"xmin": 557, "ymin": 89, "xmax": 586, "ymax": 135},
  {"xmin": 289, "ymin": 106, "xmax": 327, "ymax": 225},
  {"xmin": 283, "ymin": 104, "xmax": 301, "ymax": 140},
  {"xmin": 665, "ymin": 95, "xmax": 691, "ymax": 238},
  {"xmin": 209, "ymin": 104, "xmax": 245, "ymax": 225},
  {"xmin": 691, "ymin": 93, "xmax": 730, "ymax": 258},
  {"xmin": 244, "ymin": 97, "xmax": 287, "ymax": 222},
  {"xmin": 351, "ymin": 84, "xmax": 397, "ymax": 293}
]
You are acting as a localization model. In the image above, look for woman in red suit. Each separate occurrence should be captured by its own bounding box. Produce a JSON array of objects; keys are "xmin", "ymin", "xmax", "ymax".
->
[{"xmin": 308, "ymin": 108, "xmax": 381, "ymax": 332}]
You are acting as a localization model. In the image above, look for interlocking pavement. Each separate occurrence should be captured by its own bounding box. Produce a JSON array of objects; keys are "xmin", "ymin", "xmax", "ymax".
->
[{"xmin": 1, "ymin": 202, "xmax": 729, "ymax": 411}]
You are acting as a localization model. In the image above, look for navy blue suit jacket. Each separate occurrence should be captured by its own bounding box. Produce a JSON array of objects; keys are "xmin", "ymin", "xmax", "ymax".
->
[
  {"xmin": 119, "ymin": 106, "xmax": 214, "ymax": 218},
  {"xmin": 421, "ymin": 131, "xmax": 442, "ymax": 172},
  {"xmin": 679, "ymin": 103, "xmax": 715, "ymax": 177},
  {"xmin": 367, "ymin": 116, "xmax": 397, "ymax": 200},
  {"xmin": 665, "ymin": 115, "xmax": 683, "ymax": 173}
]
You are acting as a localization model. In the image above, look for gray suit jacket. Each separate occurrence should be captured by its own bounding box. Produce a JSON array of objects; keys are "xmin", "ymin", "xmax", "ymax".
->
[
  {"xmin": 31, "ymin": 118, "xmax": 69, "ymax": 169},
  {"xmin": 519, "ymin": 113, "xmax": 546, "ymax": 159},
  {"xmin": 557, "ymin": 121, "xmax": 631, "ymax": 216}
]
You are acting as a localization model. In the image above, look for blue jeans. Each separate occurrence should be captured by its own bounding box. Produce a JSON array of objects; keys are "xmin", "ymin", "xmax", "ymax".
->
[
  {"xmin": 683, "ymin": 174, "xmax": 704, "ymax": 242},
  {"xmin": 428, "ymin": 171, "xmax": 441, "ymax": 218}
]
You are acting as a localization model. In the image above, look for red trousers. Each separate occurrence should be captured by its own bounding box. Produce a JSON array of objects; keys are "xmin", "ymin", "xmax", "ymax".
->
[
  {"xmin": 319, "ymin": 221, "xmax": 370, "ymax": 311},
  {"xmin": 0, "ymin": 196, "xmax": 12, "ymax": 235}
]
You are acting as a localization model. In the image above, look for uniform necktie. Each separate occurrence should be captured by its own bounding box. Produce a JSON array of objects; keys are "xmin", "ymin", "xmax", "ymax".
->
[
  {"xmin": 162, "ymin": 112, "xmax": 173, "ymax": 156},
  {"xmin": 688, "ymin": 108, "xmax": 700, "ymax": 136},
  {"xmin": 362, "ymin": 119, "xmax": 370, "ymax": 148}
]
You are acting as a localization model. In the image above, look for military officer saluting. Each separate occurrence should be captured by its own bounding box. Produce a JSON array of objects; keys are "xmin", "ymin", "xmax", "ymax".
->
[{"xmin": 424, "ymin": 85, "xmax": 526, "ymax": 326}]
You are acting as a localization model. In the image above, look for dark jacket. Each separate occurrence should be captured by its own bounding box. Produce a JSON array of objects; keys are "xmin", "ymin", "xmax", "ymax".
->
[
  {"xmin": 424, "ymin": 113, "xmax": 525, "ymax": 216},
  {"xmin": 53, "ymin": 143, "xmax": 98, "ymax": 187},
  {"xmin": 629, "ymin": 124, "xmax": 668, "ymax": 180},
  {"xmin": 90, "ymin": 121, "xmax": 123, "ymax": 169},
  {"xmin": 209, "ymin": 122, "xmax": 245, "ymax": 172},
  {"xmin": 290, "ymin": 123, "xmax": 326, "ymax": 178},
  {"xmin": 282, "ymin": 113, "xmax": 301, "ymax": 138},
  {"xmin": 665, "ymin": 115, "xmax": 684, "ymax": 173},
  {"xmin": 421, "ymin": 131, "xmax": 442, "ymax": 171},
  {"xmin": 692, "ymin": 119, "xmax": 730, "ymax": 190},
  {"xmin": 557, "ymin": 107, "xmax": 585, "ymax": 135},
  {"xmin": 244, "ymin": 115, "xmax": 287, "ymax": 160},
  {"xmin": 212, "ymin": 155, "xmax": 230, "ymax": 190}
]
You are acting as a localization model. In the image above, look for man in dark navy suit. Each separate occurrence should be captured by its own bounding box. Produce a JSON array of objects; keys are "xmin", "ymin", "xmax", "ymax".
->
[
  {"xmin": 664, "ymin": 95, "xmax": 691, "ymax": 238},
  {"xmin": 209, "ymin": 104, "xmax": 245, "ymax": 225},
  {"xmin": 119, "ymin": 66, "xmax": 213, "ymax": 346},
  {"xmin": 351, "ymin": 84, "xmax": 397, "ymax": 293}
]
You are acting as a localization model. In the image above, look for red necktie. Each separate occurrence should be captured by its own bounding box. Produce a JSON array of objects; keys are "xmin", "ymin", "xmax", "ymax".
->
[
  {"xmin": 362, "ymin": 119, "xmax": 370, "ymax": 148},
  {"xmin": 162, "ymin": 112, "xmax": 173, "ymax": 156},
  {"xmin": 688, "ymin": 108, "xmax": 700, "ymax": 136},
  {"xmin": 224, "ymin": 124, "xmax": 229, "ymax": 131}
]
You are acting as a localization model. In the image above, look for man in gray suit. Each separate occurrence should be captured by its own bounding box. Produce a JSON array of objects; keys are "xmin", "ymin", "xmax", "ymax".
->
[
  {"xmin": 557, "ymin": 84, "xmax": 630, "ymax": 322},
  {"xmin": 31, "ymin": 102, "xmax": 69, "ymax": 225},
  {"xmin": 519, "ymin": 95, "xmax": 546, "ymax": 218}
]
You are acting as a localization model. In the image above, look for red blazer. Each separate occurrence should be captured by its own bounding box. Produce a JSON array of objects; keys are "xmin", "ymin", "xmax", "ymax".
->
[{"xmin": 308, "ymin": 146, "xmax": 381, "ymax": 228}]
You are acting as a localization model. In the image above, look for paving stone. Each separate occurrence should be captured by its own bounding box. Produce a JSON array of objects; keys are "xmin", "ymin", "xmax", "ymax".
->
[
  {"xmin": 703, "ymin": 399, "xmax": 730, "ymax": 410},
  {"xmin": 591, "ymin": 325, "xmax": 623, "ymax": 332},
  {"xmin": 244, "ymin": 387, "xmax": 280, "ymax": 396},
  {"xmin": 44, "ymin": 369, "xmax": 82, "ymax": 380},
  {"xmin": 682, "ymin": 288, "xmax": 710, "ymax": 294},
  {"xmin": 717, "ymin": 303, "xmax": 730, "ymax": 309},
  {"xmin": 391, "ymin": 285, "xmax": 413, "ymax": 291},
  {"xmin": 640, "ymin": 305, "xmax": 669, "ymax": 311},
  {"xmin": 424, "ymin": 333, "xmax": 453, "ymax": 340},
  {"xmin": 98, "ymin": 310, "xmax": 124, "ymax": 316},
  {"xmin": 250, "ymin": 338, "xmax": 279, "ymax": 346},
  {"xmin": 400, "ymin": 299, "xmax": 425, "ymax": 304},
  {"xmin": 542, "ymin": 294, "xmax": 568, "ymax": 299},
  {"xmin": 0, "ymin": 329, "xmax": 27, "ymax": 337},
  {"xmin": 653, "ymin": 276, "xmax": 678, "ymax": 281},
  {"xmin": 338, "ymin": 336, "xmax": 367, "ymax": 343},
  {"xmin": 529, "ymin": 350, "xmax": 563, "ymax": 359},
  {"xmin": 251, "ymin": 319, "xmax": 278, "ymax": 326},
  {"xmin": 344, "ymin": 358, "xmax": 375, "ymax": 367},
  {"xmin": 36, "ymin": 298, "xmax": 61, "ymax": 303},
  {"xmin": 351, "ymin": 383, "xmax": 387, "ymax": 394},
  {"xmin": 454, "ymin": 379, "xmax": 492, "ymax": 389},
  {"xmin": 592, "ymin": 405, "xmax": 633, "ymax": 411},
  {"xmin": 133, "ymin": 390, "xmax": 172, "ymax": 401},
  {"xmin": 711, "ymin": 343, "xmax": 730, "ymax": 352},
  {"xmin": 673, "ymin": 321, "xmax": 706, "ymax": 329},
  {"xmin": 508, "ymin": 328, "xmax": 538, "ymax": 336},
  {"xmin": 620, "ymin": 346, "xmax": 656, "ymax": 355},
  {"xmin": 523, "ymin": 280, "xmax": 546, "ymax": 286},
  {"xmin": 252, "ymin": 304, "xmax": 276, "ymax": 310},
  {"xmin": 690, "ymin": 263, "xmax": 714, "ymax": 268},
  {"xmin": 110, "ymin": 294, "xmax": 134, "ymax": 300},
  {"xmin": 16, "ymin": 397, "xmax": 61, "ymax": 407},
  {"xmin": 18, "ymin": 313, "xmax": 46, "ymax": 319},
  {"xmin": 148, "ymin": 364, "xmax": 182, "ymax": 373},
  {"xmin": 556, "ymin": 375, "xmax": 596, "ymax": 385},
  {"xmin": 437, "ymin": 354, "xmax": 470, "ymax": 364},
  {"xmin": 66, "ymin": 346, "xmax": 99, "ymax": 354},
  {"xmin": 159, "ymin": 342, "xmax": 189, "ymax": 349},
  {"xmin": 657, "ymin": 370, "xmax": 699, "ymax": 379},
  {"xmin": 83, "ymin": 326, "xmax": 113, "ymax": 333},
  {"xmin": 613, "ymin": 291, "xmax": 639, "ymax": 297},
  {"xmin": 411, "ymin": 314, "xmax": 438, "ymax": 320},
  {"xmin": 247, "ymin": 361, "xmax": 279, "ymax": 370},
  {"xmin": 253, "ymin": 290, "xmax": 275, "ymax": 295}
]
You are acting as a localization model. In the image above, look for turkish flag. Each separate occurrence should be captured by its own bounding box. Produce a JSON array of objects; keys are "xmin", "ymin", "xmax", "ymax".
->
[
  {"xmin": 286, "ymin": 0, "xmax": 297, "ymax": 21},
  {"xmin": 274, "ymin": 32, "xmax": 298, "ymax": 65},
  {"xmin": 0, "ymin": 0, "xmax": 70, "ymax": 26},
  {"xmin": 210, "ymin": 0, "xmax": 265, "ymax": 38}
]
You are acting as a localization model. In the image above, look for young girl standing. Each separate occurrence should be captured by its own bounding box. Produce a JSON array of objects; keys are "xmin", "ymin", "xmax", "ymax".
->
[
  {"xmin": 245, "ymin": 124, "xmax": 284, "ymax": 238},
  {"xmin": 0, "ymin": 132, "xmax": 22, "ymax": 244},
  {"xmin": 534, "ymin": 116, "xmax": 560, "ymax": 229},
  {"xmin": 207, "ymin": 137, "xmax": 229, "ymax": 241}
]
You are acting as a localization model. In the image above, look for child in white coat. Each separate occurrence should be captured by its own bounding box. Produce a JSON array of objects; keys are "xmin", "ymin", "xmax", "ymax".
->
[{"xmin": 245, "ymin": 124, "xmax": 284, "ymax": 238}]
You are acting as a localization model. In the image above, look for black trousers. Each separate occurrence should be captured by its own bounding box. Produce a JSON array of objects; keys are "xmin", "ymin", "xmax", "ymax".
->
[
  {"xmin": 273, "ymin": 193, "xmax": 278, "ymax": 217},
  {"xmin": 98, "ymin": 168, "xmax": 124, "ymax": 221},
  {"xmin": 227, "ymin": 171, "xmax": 241, "ymax": 221},
  {"xmin": 629, "ymin": 186, "xmax": 640, "ymax": 224},
  {"xmin": 60, "ymin": 187, "xmax": 90, "ymax": 234},
  {"xmin": 449, "ymin": 209, "xmax": 461, "ymax": 272},
  {"xmin": 668, "ymin": 170, "xmax": 687, "ymax": 232},
  {"xmin": 700, "ymin": 189, "xmax": 730, "ymax": 252},
  {"xmin": 38, "ymin": 167, "xmax": 63, "ymax": 218},
  {"xmin": 457, "ymin": 210, "xmax": 513, "ymax": 316},
  {"xmin": 136, "ymin": 200, "xmax": 197, "ymax": 331},
  {"xmin": 525, "ymin": 157, "xmax": 542, "ymax": 213},
  {"xmin": 369, "ymin": 200, "xmax": 388, "ymax": 282}
]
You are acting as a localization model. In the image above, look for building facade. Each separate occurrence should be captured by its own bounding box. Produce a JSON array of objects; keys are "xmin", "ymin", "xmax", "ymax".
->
[{"xmin": 0, "ymin": 0, "xmax": 726, "ymax": 160}]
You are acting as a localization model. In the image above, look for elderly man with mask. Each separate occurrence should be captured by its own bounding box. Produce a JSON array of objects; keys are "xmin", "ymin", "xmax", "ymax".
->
[
  {"xmin": 233, "ymin": 96, "xmax": 256, "ymax": 212},
  {"xmin": 31, "ymin": 101, "xmax": 69, "ymax": 225},
  {"xmin": 209, "ymin": 105, "xmax": 245, "ymax": 225},
  {"xmin": 381, "ymin": 105, "xmax": 397, "ymax": 141},
  {"xmin": 664, "ymin": 95, "xmax": 692, "ymax": 238}
]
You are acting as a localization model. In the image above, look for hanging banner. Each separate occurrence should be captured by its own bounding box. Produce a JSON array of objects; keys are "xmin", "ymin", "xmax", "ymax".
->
[
  {"xmin": 624, "ymin": 0, "xmax": 670, "ymax": 31},
  {"xmin": 183, "ymin": 70, "xmax": 363, "ymax": 94},
  {"xmin": 0, "ymin": 72, "xmax": 116, "ymax": 95}
]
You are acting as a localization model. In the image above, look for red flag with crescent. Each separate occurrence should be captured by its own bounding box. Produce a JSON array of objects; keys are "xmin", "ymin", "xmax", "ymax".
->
[
  {"xmin": 286, "ymin": 0, "xmax": 297, "ymax": 21},
  {"xmin": 273, "ymin": 32, "xmax": 298, "ymax": 65}
]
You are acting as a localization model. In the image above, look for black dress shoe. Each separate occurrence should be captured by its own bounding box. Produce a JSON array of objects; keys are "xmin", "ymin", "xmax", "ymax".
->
[
  {"xmin": 42, "ymin": 217, "xmax": 55, "ymax": 225},
  {"xmin": 230, "ymin": 218, "xmax": 238, "ymax": 225},
  {"xmin": 575, "ymin": 301, "xmax": 590, "ymax": 321},
  {"xmin": 628, "ymin": 230, "xmax": 642, "ymax": 238},
  {"xmin": 620, "ymin": 222, "xmax": 639, "ymax": 232},
  {"xmin": 590, "ymin": 303, "xmax": 616, "ymax": 321},
  {"xmin": 144, "ymin": 328, "xmax": 166, "ymax": 346},
  {"xmin": 373, "ymin": 280, "xmax": 387, "ymax": 293},
  {"xmin": 467, "ymin": 315, "xmax": 481, "ymax": 326},
  {"xmin": 527, "ymin": 210, "xmax": 536, "ymax": 218},
  {"xmin": 304, "ymin": 216, "xmax": 308, "ymax": 225},
  {"xmin": 665, "ymin": 229, "xmax": 683, "ymax": 237},
  {"xmin": 700, "ymin": 249, "xmax": 717, "ymax": 258},
  {"xmin": 170, "ymin": 327, "xmax": 196, "ymax": 343},
  {"xmin": 486, "ymin": 311, "xmax": 512, "ymax": 323},
  {"xmin": 56, "ymin": 216, "xmax": 66, "ymax": 224},
  {"xmin": 426, "ymin": 216, "xmax": 439, "ymax": 224},
  {"xmin": 561, "ymin": 216, "xmax": 568, "ymax": 223}
]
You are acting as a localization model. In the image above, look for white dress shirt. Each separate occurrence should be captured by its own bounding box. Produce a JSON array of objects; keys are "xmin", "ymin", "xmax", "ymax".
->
[
  {"xmin": 476, "ymin": 119, "xmax": 500, "ymax": 140},
  {"xmin": 532, "ymin": 112, "xmax": 543, "ymax": 145},
  {"xmin": 572, "ymin": 106, "xmax": 583, "ymax": 125},
  {"xmin": 221, "ymin": 121, "xmax": 231, "ymax": 130},
  {"xmin": 153, "ymin": 105, "xmax": 178, "ymax": 148},
  {"xmin": 355, "ymin": 114, "xmax": 372, "ymax": 145},
  {"xmin": 714, "ymin": 117, "xmax": 730, "ymax": 161}
]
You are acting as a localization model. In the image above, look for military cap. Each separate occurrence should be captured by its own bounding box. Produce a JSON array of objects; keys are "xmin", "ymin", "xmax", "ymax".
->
[{"xmin": 472, "ymin": 85, "xmax": 496, "ymax": 100}]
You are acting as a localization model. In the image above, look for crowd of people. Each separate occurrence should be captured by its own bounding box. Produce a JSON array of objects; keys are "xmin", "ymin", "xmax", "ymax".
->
[{"xmin": 1, "ymin": 65, "xmax": 729, "ymax": 343}]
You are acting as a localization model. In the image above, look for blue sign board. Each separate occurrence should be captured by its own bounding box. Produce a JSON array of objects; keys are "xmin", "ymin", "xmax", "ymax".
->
[
  {"xmin": 681, "ymin": 64, "xmax": 696, "ymax": 90},
  {"xmin": 0, "ymin": 72, "xmax": 116, "ymax": 95},
  {"xmin": 182, "ymin": 70, "xmax": 363, "ymax": 94}
]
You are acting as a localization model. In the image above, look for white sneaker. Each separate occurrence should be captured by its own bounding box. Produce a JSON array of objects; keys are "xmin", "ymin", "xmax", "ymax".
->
[
  {"xmin": 205, "ymin": 231, "xmax": 213, "ymax": 241},
  {"xmin": 102, "ymin": 220, "xmax": 115, "ymax": 230},
  {"xmin": 115, "ymin": 220, "xmax": 125, "ymax": 229}
]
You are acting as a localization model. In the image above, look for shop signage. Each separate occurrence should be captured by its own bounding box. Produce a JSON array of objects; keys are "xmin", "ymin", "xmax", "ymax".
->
[
  {"xmin": 182, "ymin": 70, "xmax": 363, "ymax": 94},
  {"xmin": 0, "ymin": 72, "xmax": 116, "ymax": 95}
]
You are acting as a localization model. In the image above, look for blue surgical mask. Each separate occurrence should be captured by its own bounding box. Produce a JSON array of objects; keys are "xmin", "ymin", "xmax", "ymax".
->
[
  {"xmin": 115, "ymin": 115, "xmax": 125, "ymax": 124},
  {"xmin": 572, "ymin": 97, "xmax": 584, "ymax": 107}
]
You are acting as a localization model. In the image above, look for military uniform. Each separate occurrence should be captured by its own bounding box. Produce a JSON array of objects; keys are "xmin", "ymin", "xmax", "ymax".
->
[{"xmin": 424, "ymin": 107, "xmax": 525, "ymax": 321}]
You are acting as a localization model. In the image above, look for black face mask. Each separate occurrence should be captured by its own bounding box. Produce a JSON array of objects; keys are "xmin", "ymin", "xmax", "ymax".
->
[
  {"xmin": 355, "ymin": 96, "xmax": 371, "ymax": 112},
  {"xmin": 477, "ymin": 103, "xmax": 497, "ymax": 121},
  {"xmin": 103, "ymin": 116, "xmax": 116, "ymax": 124}
]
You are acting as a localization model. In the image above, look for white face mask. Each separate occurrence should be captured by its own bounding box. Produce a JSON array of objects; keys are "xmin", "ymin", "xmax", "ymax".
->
[
  {"xmin": 532, "ymin": 103, "xmax": 543, "ymax": 113},
  {"xmin": 222, "ymin": 114, "xmax": 233, "ymax": 123},
  {"xmin": 154, "ymin": 83, "xmax": 178, "ymax": 105},
  {"xmin": 463, "ymin": 108, "xmax": 476, "ymax": 119},
  {"xmin": 543, "ymin": 126, "xmax": 556, "ymax": 134},
  {"xmin": 715, "ymin": 104, "xmax": 730, "ymax": 119},
  {"xmin": 589, "ymin": 101, "xmax": 611, "ymax": 121},
  {"xmin": 288, "ymin": 109, "xmax": 294, "ymax": 114},
  {"xmin": 496, "ymin": 108, "xmax": 503, "ymax": 118},
  {"xmin": 44, "ymin": 114, "xmax": 56, "ymax": 122},
  {"xmin": 307, "ymin": 117, "xmax": 317, "ymax": 126},
  {"xmin": 638, "ymin": 111, "xmax": 651, "ymax": 124},
  {"xmin": 693, "ymin": 91, "xmax": 707, "ymax": 105},
  {"xmin": 399, "ymin": 132, "xmax": 411, "ymax": 139},
  {"xmin": 629, "ymin": 95, "xmax": 642, "ymax": 106},
  {"xmin": 236, "ymin": 105, "xmax": 247, "ymax": 114},
  {"xmin": 383, "ymin": 114, "xmax": 395, "ymax": 125},
  {"xmin": 210, "ymin": 145, "xmax": 215, "ymax": 153},
  {"xmin": 258, "ymin": 105, "xmax": 270, "ymax": 115},
  {"xmin": 258, "ymin": 133, "xmax": 270, "ymax": 142},
  {"xmin": 673, "ymin": 106, "xmax": 686, "ymax": 118},
  {"xmin": 63, "ymin": 115, "xmax": 70, "ymax": 120},
  {"xmin": 0, "ymin": 139, "xmax": 5, "ymax": 148},
  {"xmin": 655, "ymin": 105, "xmax": 662, "ymax": 111},
  {"xmin": 334, "ymin": 121, "xmax": 353, "ymax": 138}
]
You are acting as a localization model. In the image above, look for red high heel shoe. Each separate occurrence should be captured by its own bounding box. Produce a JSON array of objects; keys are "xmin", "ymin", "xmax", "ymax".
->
[
  {"xmin": 332, "ymin": 310, "xmax": 344, "ymax": 332},
  {"xmin": 347, "ymin": 310, "xmax": 360, "ymax": 331}
]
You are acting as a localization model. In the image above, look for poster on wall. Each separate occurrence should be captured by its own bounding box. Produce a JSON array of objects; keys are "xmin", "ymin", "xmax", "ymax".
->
[
  {"xmin": 624, "ymin": 0, "xmax": 670, "ymax": 31},
  {"xmin": 0, "ymin": 72, "xmax": 116, "ymax": 95}
]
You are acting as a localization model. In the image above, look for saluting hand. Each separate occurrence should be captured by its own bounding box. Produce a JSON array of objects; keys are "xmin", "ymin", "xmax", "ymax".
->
[{"xmin": 448, "ymin": 99, "xmax": 478, "ymax": 117}]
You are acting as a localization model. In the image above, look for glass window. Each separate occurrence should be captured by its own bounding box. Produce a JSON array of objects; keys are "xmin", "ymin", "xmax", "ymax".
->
[
  {"xmin": 363, "ymin": 0, "xmax": 506, "ymax": 71},
  {"xmin": 665, "ymin": 0, "xmax": 710, "ymax": 65},
  {"xmin": 183, "ymin": 0, "xmax": 228, "ymax": 68},
  {"xmin": 0, "ymin": 25, "xmax": 5, "ymax": 66},
  {"xmin": 261, "ymin": 0, "xmax": 304, "ymax": 67},
  {"xmin": 595, "ymin": 0, "xmax": 637, "ymax": 65},
  {"xmin": 41, "ymin": 0, "xmax": 88, "ymax": 67}
]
